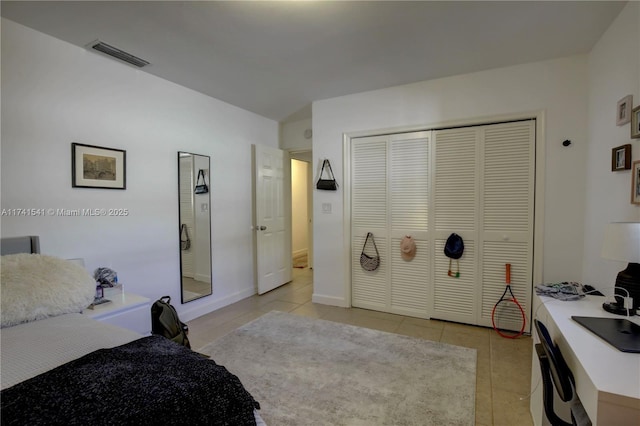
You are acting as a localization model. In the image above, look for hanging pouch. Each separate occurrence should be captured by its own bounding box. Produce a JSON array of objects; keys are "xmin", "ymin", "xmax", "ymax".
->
[
  {"xmin": 194, "ymin": 169, "xmax": 208, "ymax": 194},
  {"xmin": 180, "ymin": 224, "xmax": 191, "ymax": 250},
  {"xmin": 360, "ymin": 232, "xmax": 380, "ymax": 271},
  {"xmin": 316, "ymin": 159, "xmax": 338, "ymax": 191}
]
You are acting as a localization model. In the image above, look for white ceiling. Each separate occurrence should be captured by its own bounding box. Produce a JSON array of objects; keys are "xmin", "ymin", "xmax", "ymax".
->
[{"xmin": 1, "ymin": 1, "xmax": 626, "ymax": 122}]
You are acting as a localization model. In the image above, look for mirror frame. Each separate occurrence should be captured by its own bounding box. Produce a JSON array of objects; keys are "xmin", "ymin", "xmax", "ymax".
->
[{"xmin": 178, "ymin": 151, "xmax": 213, "ymax": 303}]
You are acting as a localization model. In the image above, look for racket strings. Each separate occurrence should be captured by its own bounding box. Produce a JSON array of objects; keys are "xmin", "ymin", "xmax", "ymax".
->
[{"xmin": 492, "ymin": 297, "xmax": 527, "ymax": 338}]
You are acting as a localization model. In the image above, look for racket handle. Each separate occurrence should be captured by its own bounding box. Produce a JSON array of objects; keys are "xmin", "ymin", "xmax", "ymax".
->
[{"xmin": 505, "ymin": 263, "xmax": 511, "ymax": 284}]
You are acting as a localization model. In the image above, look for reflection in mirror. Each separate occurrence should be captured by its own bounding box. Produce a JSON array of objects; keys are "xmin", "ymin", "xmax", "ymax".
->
[{"xmin": 178, "ymin": 152, "xmax": 212, "ymax": 303}]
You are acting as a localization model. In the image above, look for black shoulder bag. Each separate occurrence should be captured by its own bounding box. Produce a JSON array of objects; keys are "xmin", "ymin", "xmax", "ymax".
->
[
  {"xmin": 316, "ymin": 159, "xmax": 338, "ymax": 191},
  {"xmin": 194, "ymin": 169, "xmax": 208, "ymax": 194}
]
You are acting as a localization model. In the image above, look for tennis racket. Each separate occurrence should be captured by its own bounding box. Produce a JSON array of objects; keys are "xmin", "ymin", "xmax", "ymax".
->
[{"xmin": 491, "ymin": 263, "xmax": 526, "ymax": 338}]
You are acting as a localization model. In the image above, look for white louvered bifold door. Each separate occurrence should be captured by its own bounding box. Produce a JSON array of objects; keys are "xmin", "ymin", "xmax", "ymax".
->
[
  {"xmin": 351, "ymin": 135, "xmax": 389, "ymax": 311},
  {"xmin": 430, "ymin": 121, "xmax": 534, "ymax": 330},
  {"xmin": 431, "ymin": 128, "xmax": 480, "ymax": 324},
  {"xmin": 351, "ymin": 132, "xmax": 430, "ymax": 317},
  {"xmin": 389, "ymin": 132, "xmax": 430, "ymax": 317},
  {"xmin": 349, "ymin": 120, "xmax": 534, "ymax": 330},
  {"xmin": 478, "ymin": 121, "xmax": 535, "ymax": 331}
]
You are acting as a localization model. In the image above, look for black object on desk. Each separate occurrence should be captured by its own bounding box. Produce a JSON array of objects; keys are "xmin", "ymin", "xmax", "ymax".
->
[
  {"xmin": 572, "ymin": 316, "xmax": 640, "ymax": 353},
  {"xmin": 582, "ymin": 284, "xmax": 604, "ymax": 296}
]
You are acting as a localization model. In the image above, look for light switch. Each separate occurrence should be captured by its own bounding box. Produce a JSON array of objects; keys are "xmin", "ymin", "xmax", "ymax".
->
[
  {"xmin": 201, "ymin": 203, "xmax": 208, "ymax": 212},
  {"xmin": 322, "ymin": 203, "xmax": 332, "ymax": 214}
]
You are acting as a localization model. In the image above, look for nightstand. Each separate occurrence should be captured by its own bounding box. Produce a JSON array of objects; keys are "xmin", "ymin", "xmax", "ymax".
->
[{"xmin": 83, "ymin": 293, "xmax": 151, "ymax": 335}]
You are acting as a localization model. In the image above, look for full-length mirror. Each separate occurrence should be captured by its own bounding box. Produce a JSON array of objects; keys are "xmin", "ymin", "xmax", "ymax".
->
[{"xmin": 178, "ymin": 152, "xmax": 212, "ymax": 303}]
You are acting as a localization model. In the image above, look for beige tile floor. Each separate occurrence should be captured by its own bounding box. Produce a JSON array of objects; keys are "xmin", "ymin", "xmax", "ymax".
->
[{"xmin": 187, "ymin": 267, "xmax": 534, "ymax": 426}]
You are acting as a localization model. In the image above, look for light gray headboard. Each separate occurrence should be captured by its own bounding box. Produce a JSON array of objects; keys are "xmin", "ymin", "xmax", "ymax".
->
[{"xmin": 0, "ymin": 236, "xmax": 40, "ymax": 255}]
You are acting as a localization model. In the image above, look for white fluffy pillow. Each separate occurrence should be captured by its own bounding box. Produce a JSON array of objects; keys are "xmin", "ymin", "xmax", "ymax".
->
[{"xmin": 1, "ymin": 254, "xmax": 95, "ymax": 328}]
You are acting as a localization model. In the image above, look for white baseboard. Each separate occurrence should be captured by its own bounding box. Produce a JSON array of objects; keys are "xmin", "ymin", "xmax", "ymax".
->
[
  {"xmin": 179, "ymin": 286, "xmax": 255, "ymax": 322},
  {"xmin": 312, "ymin": 293, "xmax": 348, "ymax": 307}
]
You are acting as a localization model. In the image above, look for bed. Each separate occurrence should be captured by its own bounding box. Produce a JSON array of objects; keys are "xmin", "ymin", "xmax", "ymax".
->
[{"xmin": 1, "ymin": 236, "xmax": 264, "ymax": 425}]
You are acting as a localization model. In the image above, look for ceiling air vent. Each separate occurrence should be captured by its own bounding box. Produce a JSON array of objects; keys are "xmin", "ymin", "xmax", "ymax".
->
[{"xmin": 88, "ymin": 40, "xmax": 150, "ymax": 68}]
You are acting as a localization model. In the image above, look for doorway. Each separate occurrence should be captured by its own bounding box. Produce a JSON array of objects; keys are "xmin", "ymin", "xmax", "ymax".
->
[{"xmin": 290, "ymin": 151, "xmax": 313, "ymax": 270}]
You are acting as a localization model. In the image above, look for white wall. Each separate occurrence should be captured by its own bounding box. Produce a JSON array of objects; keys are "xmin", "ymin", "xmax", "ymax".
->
[
  {"xmin": 582, "ymin": 2, "xmax": 640, "ymax": 291},
  {"xmin": 281, "ymin": 118, "xmax": 312, "ymax": 152},
  {"xmin": 312, "ymin": 56, "xmax": 590, "ymax": 306},
  {"xmin": 0, "ymin": 19, "xmax": 279, "ymax": 321},
  {"xmin": 291, "ymin": 159, "xmax": 309, "ymax": 257}
]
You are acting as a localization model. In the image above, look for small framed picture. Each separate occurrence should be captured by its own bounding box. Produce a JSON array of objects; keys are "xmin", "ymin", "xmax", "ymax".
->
[
  {"xmin": 631, "ymin": 105, "xmax": 640, "ymax": 139},
  {"xmin": 632, "ymin": 160, "xmax": 640, "ymax": 205},
  {"xmin": 617, "ymin": 95, "xmax": 633, "ymax": 126},
  {"xmin": 611, "ymin": 144, "xmax": 631, "ymax": 171},
  {"xmin": 72, "ymin": 143, "xmax": 126, "ymax": 189}
]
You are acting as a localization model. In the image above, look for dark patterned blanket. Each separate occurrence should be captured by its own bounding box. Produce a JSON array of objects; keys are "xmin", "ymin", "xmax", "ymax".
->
[{"xmin": 1, "ymin": 335, "xmax": 259, "ymax": 426}]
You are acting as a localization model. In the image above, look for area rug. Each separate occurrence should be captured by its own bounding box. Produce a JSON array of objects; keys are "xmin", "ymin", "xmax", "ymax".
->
[{"xmin": 201, "ymin": 311, "xmax": 476, "ymax": 425}]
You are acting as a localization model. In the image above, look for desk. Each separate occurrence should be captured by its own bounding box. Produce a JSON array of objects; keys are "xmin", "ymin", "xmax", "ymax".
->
[{"xmin": 530, "ymin": 295, "xmax": 640, "ymax": 425}]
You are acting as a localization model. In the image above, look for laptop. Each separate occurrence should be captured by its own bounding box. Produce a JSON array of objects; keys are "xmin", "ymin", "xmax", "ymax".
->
[{"xmin": 572, "ymin": 316, "xmax": 640, "ymax": 353}]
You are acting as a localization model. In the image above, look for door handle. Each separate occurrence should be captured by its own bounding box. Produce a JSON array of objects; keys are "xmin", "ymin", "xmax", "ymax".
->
[{"xmin": 257, "ymin": 226, "xmax": 267, "ymax": 231}]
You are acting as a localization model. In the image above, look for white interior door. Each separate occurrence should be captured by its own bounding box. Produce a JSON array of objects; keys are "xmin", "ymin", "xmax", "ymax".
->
[{"xmin": 252, "ymin": 144, "xmax": 292, "ymax": 294}]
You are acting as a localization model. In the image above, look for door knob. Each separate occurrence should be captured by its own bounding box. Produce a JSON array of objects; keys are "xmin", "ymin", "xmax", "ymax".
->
[{"xmin": 258, "ymin": 226, "xmax": 267, "ymax": 231}]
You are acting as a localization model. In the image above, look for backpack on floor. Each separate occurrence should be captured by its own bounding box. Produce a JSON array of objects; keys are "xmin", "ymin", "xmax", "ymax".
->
[{"xmin": 151, "ymin": 296, "xmax": 191, "ymax": 349}]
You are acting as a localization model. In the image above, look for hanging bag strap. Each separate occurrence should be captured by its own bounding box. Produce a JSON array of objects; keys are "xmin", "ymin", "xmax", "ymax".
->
[
  {"xmin": 196, "ymin": 170, "xmax": 205, "ymax": 185},
  {"xmin": 320, "ymin": 160, "xmax": 334, "ymax": 180},
  {"xmin": 362, "ymin": 232, "xmax": 379, "ymax": 257}
]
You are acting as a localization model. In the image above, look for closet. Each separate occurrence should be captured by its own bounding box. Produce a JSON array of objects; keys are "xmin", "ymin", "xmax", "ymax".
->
[{"xmin": 350, "ymin": 120, "xmax": 535, "ymax": 331}]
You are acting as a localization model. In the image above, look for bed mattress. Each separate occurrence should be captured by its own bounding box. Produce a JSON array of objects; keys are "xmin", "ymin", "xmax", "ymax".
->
[{"xmin": 1, "ymin": 313, "xmax": 141, "ymax": 390}]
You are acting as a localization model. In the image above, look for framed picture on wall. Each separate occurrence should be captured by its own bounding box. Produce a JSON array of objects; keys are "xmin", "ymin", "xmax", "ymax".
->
[
  {"xmin": 632, "ymin": 105, "xmax": 640, "ymax": 139},
  {"xmin": 617, "ymin": 95, "xmax": 633, "ymax": 126},
  {"xmin": 611, "ymin": 144, "xmax": 631, "ymax": 171},
  {"xmin": 72, "ymin": 143, "xmax": 126, "ymax": 189},
  {"xmin": 632, "ymin": 160, "xmax": 640, "ymax": 205}
]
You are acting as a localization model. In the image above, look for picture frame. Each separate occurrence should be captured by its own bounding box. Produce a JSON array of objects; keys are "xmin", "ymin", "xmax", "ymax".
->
[
  {"xmin": 617, "ymin": 95, "xmax": 632, "ymax": 126},
  {"xmin": 632, "ymin": 105, "xmax": 640, "ymax": 139},
  {"xmin": 72, "ymin": 143, "xmax": 126, "ymax": 189},
  {"xmin": 611, "ymin": 144, "xmax": 631, "ymax": 171},
  {"xmin": 632, "ymin": 160, "xmax": 640, "ymax": 205}
]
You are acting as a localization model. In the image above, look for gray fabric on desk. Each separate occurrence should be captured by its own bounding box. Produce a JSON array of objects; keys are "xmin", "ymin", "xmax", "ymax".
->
[{"xmin": 535, "ymin": 282, "xmax": 585, "ymax": 301}]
